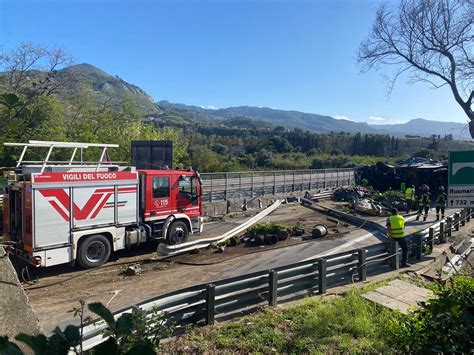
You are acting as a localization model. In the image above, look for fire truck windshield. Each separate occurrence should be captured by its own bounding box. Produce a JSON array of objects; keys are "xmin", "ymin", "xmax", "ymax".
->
[{"xmin": 179, "ymin": 175, "xmax": 197, "ymax": 198}]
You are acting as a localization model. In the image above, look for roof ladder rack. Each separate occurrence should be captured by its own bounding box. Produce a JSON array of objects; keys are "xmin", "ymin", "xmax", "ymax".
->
[{"xmin": 4, "ymin": 140, "xmax": 121, "ymax": 173}]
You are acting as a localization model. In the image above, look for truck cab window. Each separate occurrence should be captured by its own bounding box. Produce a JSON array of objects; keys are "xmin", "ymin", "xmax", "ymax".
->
[
  {"xmin": 152, "ymin": 177, "xmax": 169, "ymax": 198},
  {"xmin": 179, "ymin": 176, "xmax": 196, "ymax": 196}
]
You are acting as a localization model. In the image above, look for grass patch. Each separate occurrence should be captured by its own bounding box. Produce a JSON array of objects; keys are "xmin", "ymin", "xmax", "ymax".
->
[
  {"xmin": 166, "ymin": 290, "xmax": 402, "ymax": 353},
  {"xmin": 167, "ymin": 276, "xmax": 474, "ymax": 353}
]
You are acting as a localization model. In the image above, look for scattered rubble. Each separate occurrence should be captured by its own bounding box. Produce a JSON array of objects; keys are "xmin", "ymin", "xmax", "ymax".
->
[
  {"xmin": 122, "ymin": 264, "xmax": 143, "ymax": 276},
  {"xmin": 353, "ymin": 199, "xmax": 383, "ymax": 216},
  {"xmin": 332, "ymin": 186, "xmax": 371, "ymax": 202}
]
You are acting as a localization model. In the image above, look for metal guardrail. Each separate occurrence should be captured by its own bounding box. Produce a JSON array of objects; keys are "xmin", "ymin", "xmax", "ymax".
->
[
  {"xmin": 200, "ymin": 168, "xmax": 355, "ymax": 202},
  {"xmin": 80, "ymin": 207, "xmax": 472, "ymax": 350}
]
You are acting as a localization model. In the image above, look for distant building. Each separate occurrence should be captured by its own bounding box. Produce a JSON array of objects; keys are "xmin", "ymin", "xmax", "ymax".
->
[{"xmin": 231, "ymin": 146, "xmax": 246, "ymax": 156}]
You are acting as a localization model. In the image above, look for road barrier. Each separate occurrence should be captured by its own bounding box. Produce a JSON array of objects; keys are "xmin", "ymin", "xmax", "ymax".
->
[
  {"xmin": 200, "ymin": 168, "xmax": 355, "ymax": 202},
  {"xmin": 80, "ymin": 207, "xmax": 473, "ymax": 351}
]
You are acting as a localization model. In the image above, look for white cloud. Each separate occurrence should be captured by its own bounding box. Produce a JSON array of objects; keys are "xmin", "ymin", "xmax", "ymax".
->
[
  {"xmin": 368, "ymin": 116, "xmax": 385, "ymax": 122},
  {"xmin": 200, "ymin": 105, "xmax": 217, "ymax": 110},
  {"xmin": 334, "ymin": 115, "xmax": 352, "ymax": 121}
]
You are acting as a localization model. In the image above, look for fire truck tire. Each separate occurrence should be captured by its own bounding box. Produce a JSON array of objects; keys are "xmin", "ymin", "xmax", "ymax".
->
[
  {"xmin": 166, "ymin": 221, "xmax": 189, "ymax": 245},
  {"xmin": 77, "ymin": 234, "xmax": 112, "ymax": 269}
]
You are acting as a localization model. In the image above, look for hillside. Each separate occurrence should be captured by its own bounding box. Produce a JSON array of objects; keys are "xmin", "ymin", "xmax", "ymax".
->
[
  {"xmin": 57, "ymin": 64, "xmax": 161, "ymax": 115},
  {"xmin": 0, "ymin": 63, "xmax": 161, "ymax": 115}
]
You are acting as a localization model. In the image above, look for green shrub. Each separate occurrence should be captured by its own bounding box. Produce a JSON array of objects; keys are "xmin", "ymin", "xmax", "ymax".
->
[
  {"xmin": 246, "ymin": 222, "xmax": 288, "ymax": 237},
  {"xmin": 390, "ymin": 275, "xmax": 474, "ymax": 353}
]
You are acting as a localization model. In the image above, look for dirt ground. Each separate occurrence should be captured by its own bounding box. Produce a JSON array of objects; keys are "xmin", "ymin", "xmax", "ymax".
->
[{"xmin": 24, "ymin": 202, "xmax": 360, "ymax": 333}]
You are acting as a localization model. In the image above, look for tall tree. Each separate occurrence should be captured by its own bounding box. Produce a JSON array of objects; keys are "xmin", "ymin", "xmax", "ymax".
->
[
  {"xmin": 0, "ymin": 42, "xmax": 74, "ymax": 119},
  {"xmin": 358, "ymin": 0, "xmax": 473, "ymax": 137}
]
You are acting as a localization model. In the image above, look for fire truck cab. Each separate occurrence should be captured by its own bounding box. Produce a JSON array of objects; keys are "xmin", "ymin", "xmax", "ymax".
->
[{"xmin": 2, "ymin": 141, "xmax": 203, "ymax": 268}]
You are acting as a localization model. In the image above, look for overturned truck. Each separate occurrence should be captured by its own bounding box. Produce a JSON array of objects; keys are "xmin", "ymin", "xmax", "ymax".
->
[{"xmin": 356, "ymin": 157, "xmax": 447, "ymax": 192}]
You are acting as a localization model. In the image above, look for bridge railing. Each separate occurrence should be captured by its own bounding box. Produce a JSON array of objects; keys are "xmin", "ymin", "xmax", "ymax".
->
[{"xmin": 200, "ymin": 168, "xmax": 355, "ymax": 202}]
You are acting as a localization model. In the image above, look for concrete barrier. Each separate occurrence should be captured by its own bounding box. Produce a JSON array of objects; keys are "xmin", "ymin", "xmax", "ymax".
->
[{"xmin": 0, "ymin": 248, "xmax": 42, "ymax": 353}]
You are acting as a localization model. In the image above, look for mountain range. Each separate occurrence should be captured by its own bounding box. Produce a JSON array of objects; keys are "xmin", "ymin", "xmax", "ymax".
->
[
  {"xmin": 1, "ymin": 63, "xmax": 470, "ymax": 140},
  {"xmin": 157, "ymin": 101, "xmax": 471, "ymax": 140}
]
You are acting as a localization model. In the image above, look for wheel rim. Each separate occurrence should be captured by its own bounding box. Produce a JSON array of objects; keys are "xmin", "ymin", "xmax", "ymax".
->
[
  {"xmin": 86, "ymin": 241, "xmax": 106, "ymax": 263},
  {"xmin": 170, "ymin": 226, "xmax": 186, "ymax": 244}
]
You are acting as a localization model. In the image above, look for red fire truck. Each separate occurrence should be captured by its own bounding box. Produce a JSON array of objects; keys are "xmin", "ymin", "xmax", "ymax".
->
[{"xmin": 2, "ymin": 141, "xmax": 203, "ymax": 268}]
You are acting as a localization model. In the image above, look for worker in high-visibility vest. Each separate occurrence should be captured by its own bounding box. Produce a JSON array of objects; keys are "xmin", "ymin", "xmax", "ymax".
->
[
  {"xmin": 436, "ymin": 186, "xmax": 447, "ymax": 221},
  {"xmin": 386, "ymin": 208, "xmax": 410, "ymax": 267},
  {"xmin": 405, "ymin": 184, "xmax": 415, "ymax": 213},
  {"xmin": 416, "ymin": 184, "xmax": 431, "ymax": 221}
]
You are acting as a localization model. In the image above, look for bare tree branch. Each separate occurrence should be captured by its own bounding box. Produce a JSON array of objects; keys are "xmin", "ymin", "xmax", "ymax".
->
[
  {"xmin": 358, "ymin": 0, "xmax": 473, "ymax": 137},
  {"xmin": 0, "ymin": 42, "xmax": 74, "ymax": 118}
]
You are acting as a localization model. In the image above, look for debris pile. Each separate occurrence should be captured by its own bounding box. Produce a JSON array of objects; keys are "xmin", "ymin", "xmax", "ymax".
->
[
  {"xmin": 332, "ymin": 186, "xmax": 371, "ymax": 202},
  {"xmin": 353, "ymin": 199, "xmax": 383, "ymax": 216},
  {"xmin": 372, "ymin": 190, "xmax": 407, "ymax": 211},
  {"xmin": 331, "ymin": 184, "xmax": 410, "ymax": 216}
]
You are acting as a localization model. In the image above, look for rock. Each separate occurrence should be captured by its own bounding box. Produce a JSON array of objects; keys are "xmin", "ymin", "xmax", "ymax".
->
[
  {"xmin": 354, "ymin": 199, "xmax": 383, "ymax": 216},
  {"xmin": 123, "ymin": 264, "xmax": 142, "ymax": 276}
]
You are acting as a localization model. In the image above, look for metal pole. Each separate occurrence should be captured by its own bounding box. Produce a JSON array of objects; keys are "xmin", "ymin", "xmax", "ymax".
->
[
  {"xmin": 206, "ymin": 284, "xmax": 215, "ymax": 325},
  {"xmin": 16, "ymin": 146, "xmax": 28, "ymax": 167},
  {"xmin": 439, "ymin": 222, "xmax": 446, "ymax": 243},
  {"xmin": 292, "ymin": 171, "xmax": 295, "ymax": 192},
  {"xmin": 389, "ymin": 240, "xmax": 400, "ymax": 270},
  {"xmin": 69, "ymin": 147, "xmax": 78, "ymax": 165},
  {"xmin": 429, "ymin": 227, "xmax": 435, "ymax": 251},
  {"xmin": 318, "ymin": 258, "xmax": 327, "ymax": 294},
  {"xmin": 269, "ymin": 270, "xmax": 278, "ymax": 307},
  {"xmin": 309, "ymin": 170, "xmax": 312, "ymax": 190},
  {"xmin": 273, "ymin": 172, "xmax": 276, "ymax": 195},
  {"xmin": 415, "ymin": 234, "xmax": 423, "ymax": 260},
  {"xmin": 251, "ymin": 171, "xmax": 254, "ymax": 198},
  {"xmin": 239, "ymin": 172, "xmax": 242, "ymax": 192},
  {"xmin": 447, "ymin": 217, "xmax": 453, "ymax": 237},
  {"xmin": 210, "ymin": 175, "xmax": 213, "ymax": 202},
  {"xmin": 41, "ymin": 145, "xmax": 54, "ymax": 173},
  {"xmin": 357, "ymin": 249, "xmax": 367, "ymax": 281},
  {"xmin": 224, "ymin": 173, "xmax": 228, "ymax": 201}
]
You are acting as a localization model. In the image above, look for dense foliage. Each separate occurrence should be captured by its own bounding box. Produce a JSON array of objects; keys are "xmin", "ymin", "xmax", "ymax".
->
[
  {"xmin": 394, "ymin": 275, "xmax": 474, "ymax": 353},
  {"xmin": 0, "ymin": 301, "xmax": 172, "ymax": 354}
]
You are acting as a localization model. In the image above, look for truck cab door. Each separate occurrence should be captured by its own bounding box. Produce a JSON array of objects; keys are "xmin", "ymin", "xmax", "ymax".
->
[
  {"xmin": 149, "ymin": 176, "xmax": 172, "ymax": 215},
  {"xmin": 176, "ymin": 175, "xmax": 199, "ymax": 216}
]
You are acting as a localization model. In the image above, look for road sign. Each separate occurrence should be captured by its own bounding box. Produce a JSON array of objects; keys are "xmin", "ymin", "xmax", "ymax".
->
[{"xmin": 448, "ymin": 151, "xmax": 474, "ymax": 207}]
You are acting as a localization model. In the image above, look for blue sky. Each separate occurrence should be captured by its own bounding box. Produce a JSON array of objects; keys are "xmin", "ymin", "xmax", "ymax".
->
[{"xmin": 0, "ymin": 0, "xmax": 469, "ymax": 124}]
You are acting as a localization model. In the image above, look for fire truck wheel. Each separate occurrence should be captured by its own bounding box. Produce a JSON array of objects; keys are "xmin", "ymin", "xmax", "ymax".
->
[
  {"xmin": 166, "ymin": 221, "xmax": 189, "ymax": 245},
  {"xmin": 77, "ymin": 234, "xmax": 112, "ymax": 268}
]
